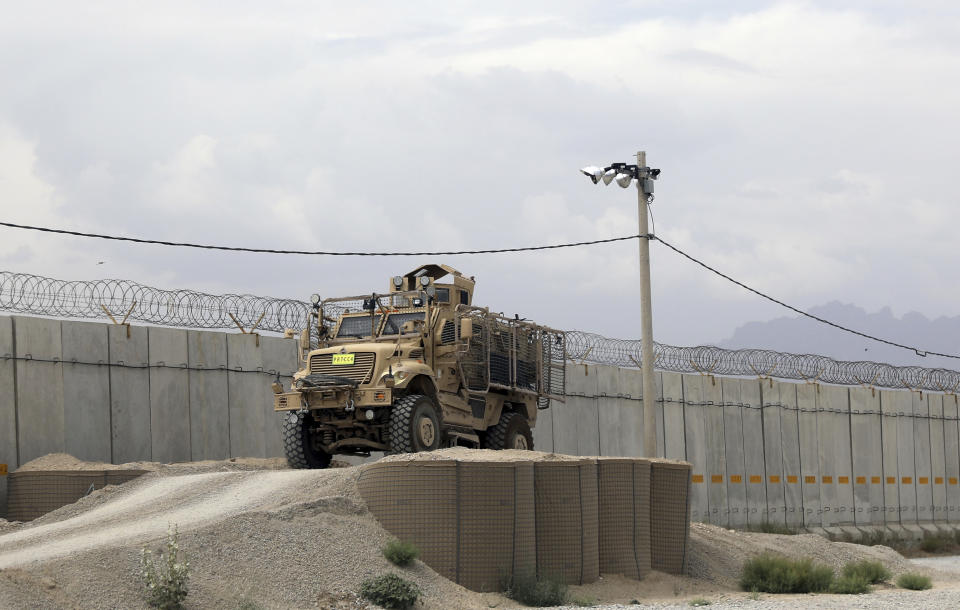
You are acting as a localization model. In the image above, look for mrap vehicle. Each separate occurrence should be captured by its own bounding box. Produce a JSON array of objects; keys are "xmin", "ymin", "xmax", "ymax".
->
[{"xmin": 273, "ymin": 264, "xmax": 566, "ymax": 468}]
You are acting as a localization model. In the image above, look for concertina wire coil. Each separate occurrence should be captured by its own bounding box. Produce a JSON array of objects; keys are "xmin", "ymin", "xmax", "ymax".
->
[{"xmin": 1, "ymin": 270, "xmax": 957, "ymax": 394}]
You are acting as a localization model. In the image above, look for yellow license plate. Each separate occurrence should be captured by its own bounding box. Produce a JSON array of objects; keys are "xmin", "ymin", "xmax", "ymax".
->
[
  {"xmin": 332, "ymin": 353, "xmax": 355, "ymax": 365},
  {"xmin": 0, "ymin": 463, "xmax": 6, "ymax": 476}
]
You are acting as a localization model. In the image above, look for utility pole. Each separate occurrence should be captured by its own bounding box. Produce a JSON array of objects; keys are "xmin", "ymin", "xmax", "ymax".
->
[
  {"xmin": 635, "ymin": 151, "xmax": 657, "ymax": 458},
  {"xmin": 579, "ymin": 153, "xmax": 661, "ymax": 458}
]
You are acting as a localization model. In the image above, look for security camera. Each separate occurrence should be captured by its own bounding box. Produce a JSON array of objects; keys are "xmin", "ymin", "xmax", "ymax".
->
[{"xmin": 579, "ymin": 166, "xmax": 603, "ymax": 184}]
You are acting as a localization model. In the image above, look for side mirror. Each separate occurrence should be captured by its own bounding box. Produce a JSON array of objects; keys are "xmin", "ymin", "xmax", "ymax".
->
[{"xmin": 460, "ymin": 318, "xmax": 473, "ymax": 339}]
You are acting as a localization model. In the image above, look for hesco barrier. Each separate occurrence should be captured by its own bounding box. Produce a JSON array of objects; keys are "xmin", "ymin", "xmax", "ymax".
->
[
  {"xmin": 7, "ymin": 470, "xmax": 148, "ymax": 521},
  {"xmin": 357, "ymin": 460, "xmax": 536, "ymax": 592},
  {"xmin": 534, "ymin": 460, "xmax": 599, "ymax": 584},
  {"xmin": 597, "ymin": 458, "xmax": 652, "ymax": 580},
  {"xmin": 650, "ymin": 460, "xmax": 692, "ymax": 574},
  {"xmin": 358, "ymin": 456, "xmax": 691, "ymax": 592}
]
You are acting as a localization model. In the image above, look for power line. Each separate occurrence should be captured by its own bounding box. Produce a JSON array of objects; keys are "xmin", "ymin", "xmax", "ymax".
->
[
  {"xmin": 653, "ymin": 235, "xmax": 960, "ymax": 361},
  {"xmin": 3, "ymin": 217, "xmax": 956, "ymax": 362},
  {"xmin": 0, "ymin": 221, "xmax": 642, "ymax": 255}
]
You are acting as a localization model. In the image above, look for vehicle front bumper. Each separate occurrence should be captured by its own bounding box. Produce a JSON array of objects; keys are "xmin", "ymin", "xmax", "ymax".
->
[{"xmin": 273, "ymin": 387, "xmax": 393, "ymax": 411}]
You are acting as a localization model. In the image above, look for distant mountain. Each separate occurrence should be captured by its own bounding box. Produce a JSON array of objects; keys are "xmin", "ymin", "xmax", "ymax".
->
[{"xmin": 718, "ymin": 301, "xmax": 960, "ymax": 370}]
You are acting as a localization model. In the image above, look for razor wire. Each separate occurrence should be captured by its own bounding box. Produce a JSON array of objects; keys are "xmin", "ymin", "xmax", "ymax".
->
[
  {"xmin": 3, "ymin": 270, "xmax": 960, "ymax": 393},
  {"xmin": 564, "ymin": 330, "xmax": 960, "ymax": 394},
  {"xmin": 0, "ymin": 271, "xmax": 310, "ymax": 334}
]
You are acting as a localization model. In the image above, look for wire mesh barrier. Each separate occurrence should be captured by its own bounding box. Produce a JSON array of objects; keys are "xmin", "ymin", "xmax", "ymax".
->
[
  {"xmin": 7, "ymin": 470, "xmax": 148, "ymax": 521},
  {"xmin": 357, "ymin": 456, "xmax": 690, "ymax": 592},
  {"xmin": 3, "ymin": 270, "xmax": 960, "ymax": 393}
]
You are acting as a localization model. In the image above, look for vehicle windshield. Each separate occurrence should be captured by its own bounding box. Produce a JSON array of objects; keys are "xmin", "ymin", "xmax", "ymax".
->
[
  {"xmin": 381, "ymin": 311, "xmax": 426, "ymax": 335},
  {"xmin": 335, "ymin": 314, "xmax": 382, "ymax": 339}
]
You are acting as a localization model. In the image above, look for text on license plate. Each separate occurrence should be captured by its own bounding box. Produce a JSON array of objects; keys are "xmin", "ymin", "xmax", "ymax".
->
[{"xmin": 332, "ymin": 353, "xmax": 355, "ymax": 365}]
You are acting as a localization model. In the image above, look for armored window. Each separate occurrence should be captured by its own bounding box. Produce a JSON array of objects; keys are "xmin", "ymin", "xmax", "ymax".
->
[
  {"xmin": 460, "ymin": 290, "xmax": 469, "ymax": 305},
  {"xmin": 382, "ymin": 311, "xmax": 426, "ymax": 335},
  {"xmin": 336, "ymin": 314, "xmax": 382, "ymax": 338}
]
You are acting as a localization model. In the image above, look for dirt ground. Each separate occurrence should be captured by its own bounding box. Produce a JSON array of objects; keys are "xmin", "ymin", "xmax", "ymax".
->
[{"xmin": 0, "ymin": 451, "xmax": 951, "ymax": 609}]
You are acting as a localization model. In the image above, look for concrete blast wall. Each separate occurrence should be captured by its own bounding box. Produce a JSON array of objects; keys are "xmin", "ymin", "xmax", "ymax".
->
[
  {"xmin": 4, "ymin": 313, "xmax": 959, "ymax": 537},
  {"xmin": 0, "ymin": 315, "xmax": 297, "ymax": 517},
  {"xmin": 535, "ymin": 364, "xmax": 960, "ymax": 536}
]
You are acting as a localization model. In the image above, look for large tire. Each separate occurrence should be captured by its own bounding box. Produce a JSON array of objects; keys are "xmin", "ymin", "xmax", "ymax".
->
[
  {"xmin": 282, "ymin": 411, "xmax": 333, "ymax": 469},
  {"xmin": 388, "ymin": 394, "xmax": 442, "ymax": 453},
  {"xmin": 487, "ymin": 411, "xmax": 534, "ymax": 450}
]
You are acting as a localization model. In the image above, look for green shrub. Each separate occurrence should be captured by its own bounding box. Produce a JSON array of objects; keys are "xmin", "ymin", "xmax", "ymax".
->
[
  {"xmin": 571, "ymin": 596, "xmax": 597, "ymax": 607},
  {"xmin": 359, "ymin": 573, "xmax": 421, "ymax": 610},
  {"xmin": 829, "ymin": 574, "xmax": 870, "ymax": 594},
  {"xmin": 382, "ymin": 539, "xmax": 420, "ymax": 567},
  {"xmin": 689, "ymin": 598, "xmax": 711, "ymax": 606},
  {"xmin": 139, "ymin": 525, "xmax": 190, "ymax": 610},
  {"xmin": 748, "ymin": 522, "xmax": 799, "ymax": 536},
  {"xmin": 896, "ymin": 572, "xmax": 932, "ymax": 591},
  {"xmin": 740, "ymin": 554, "xmax": 833, "ymax": 594},
  {"xmin": 920, "ymin": 535, "xmax": 947, "ymax": 553},
  {"xmin": 503, "ymin": 572, "xmax": 569, "ymax": 607},
  {"xmin": 842, "ymin": 560, "xmax": 890, "ymax": 584}
]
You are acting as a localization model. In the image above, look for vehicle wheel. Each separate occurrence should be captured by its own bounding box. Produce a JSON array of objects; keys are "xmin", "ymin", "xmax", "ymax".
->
[
  {"xmin": 282, "ymin": 411, "xmax": 333, "ymax": 469},
  {"xmin": 388, "ymin": 394, "xmax": 442, "ymax": 453},
  {"xmin": 487, "ymin": 411, "xmax": 534, "ymax": 451}
]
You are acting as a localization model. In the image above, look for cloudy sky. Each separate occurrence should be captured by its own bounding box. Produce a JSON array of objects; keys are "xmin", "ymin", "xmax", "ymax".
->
[{"xmin": 1, "ymin": 1, "xmax": 958, "ymax": 351}]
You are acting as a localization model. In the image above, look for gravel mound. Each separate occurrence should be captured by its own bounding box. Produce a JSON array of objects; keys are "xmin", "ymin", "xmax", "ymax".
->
[
  {"xmin": 0, "ymin": 451, "xmax": 946, "ymax": 609},
  {"xmin": 687, "ymin": 522, "xmax": 918, "ymax": 588}
]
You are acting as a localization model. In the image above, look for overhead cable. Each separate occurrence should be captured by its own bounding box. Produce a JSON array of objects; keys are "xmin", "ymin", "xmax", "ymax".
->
[
  {"xmin": 653, "ymin": 235, "xmax": 960, "ymax": 361},
  {"xmin": 0, "ymin": 221, "xmax": 641, "ymax": 255}
]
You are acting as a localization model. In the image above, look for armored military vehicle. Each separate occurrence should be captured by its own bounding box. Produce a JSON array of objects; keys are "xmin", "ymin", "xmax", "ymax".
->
[{"xmin": 273, "ymin": 264, "xmax": 566, "ymax": 468}]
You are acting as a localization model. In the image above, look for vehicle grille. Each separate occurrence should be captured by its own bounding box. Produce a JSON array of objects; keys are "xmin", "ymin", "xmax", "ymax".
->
[{"xmin": 309, "ymin": 352, "xmax": 376, "ymax": 383}]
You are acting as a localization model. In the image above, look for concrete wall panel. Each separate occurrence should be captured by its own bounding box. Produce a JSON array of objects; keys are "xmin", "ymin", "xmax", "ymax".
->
[
  {"xmin": 0, "ymin": 317, "xmax": 16, "ymax": 517},
  {"xmin": 741, "ymin": 379, "xmax": 767, "ymax": 528},
  {"xmin": 703, "ymin": 376, "xmax": 727, "ymax": 527},
  {"xmin": 574, "ymin": 365, "xmax": 601, "ymax": 458},
  {"xmin": 654, "ymin": 372, "xmax": 665, "ymax": 459},
  {"xmin": 880, "ymin": 391, "xmax": 902, "ymax": 529},
  {"xmin": 61, "ymin": 321, "xmax": 111, "ymax": 463},
  {"xmin": 827, "ymin": 386, "xmax": 855, "ymax": 526},
  {"xmin": 895, "ymin": 391, "xmax": 919, "ymax": 526},
  {"xmin": 187, "ymin": 330, "xmax": 230, "ymax": 461},
  {"xmin": 943, "ymin": 395, "xmax": 960, "ymax": 524},
  {"xmin": 258, "ymin": 335, "xmax": 297, "ymax": 458},
  {"xmin": 721, "ymin": 378, "xmax": 747, "ymax": 529},
  {"xmin": 551, "ymin": 375, "xmax": 579, "ymax": 456},
  {"xmin": 913, "ymin": 392, "xmax": 933, "ymax": 523},
  {"xmin": 759, "ymin": 379, "xmax": 785, "ymax": 527},
  {"xmin": 928, "ymin": 394, "xmax": 947, "ymax": 524},
  {"xmin": 850, "ymin": 387, "xmax": 884, "ymax": 527},
  {"xmin": 226, "ymin": 333, "xmax": 267, "ymax": 457},
  {"xmin": 618, "ymin": 368, "xmax": 643, "ymax": 457},
  {"xmin": 13, "ymin": 316, "xmax": 65, "ymax": 464},
  {"xmin": 148, "ymin": 328, "xmax": 190, "ymax": 463},
  {"xmin": 109, "ymin": 324, "xmax": 151, "ymax": 463},
  {"xmin": 661, "ymin": 372, "xmax": 686, "ymax": 461},
  {"xmin": 597, "ymin": 365, "xmax": 621, "ymax": 457},
  {"xmin": 796, "ymin": 383, "xmax": 821, "ymax": 529},
  {"xmin": 778, "ymin": 382, "xmax": 803, "ymax": 528},
  {"xmin": 533, "ymin": 400, "xmax": 554, "ymax": 453},
  {"xmin": 682, "ymin": 374, "xmax": 708, "ymax": 522}
]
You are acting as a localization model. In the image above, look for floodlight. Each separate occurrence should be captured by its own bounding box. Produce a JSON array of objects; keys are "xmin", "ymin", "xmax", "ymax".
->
[
  {"xmin": 579, "ymin": 166, "xmax": 603, "ymax": 184},
  {"xmin": 615, "ymin": 172, "xmax": 633, "ymax": 188},
  {"xmin": 310, "ymin": 294, "xmax": 321, "ymax": 305},
  {"xmin": 601, "ymin": 168, "xmax": 617, "ymax": 185}
]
